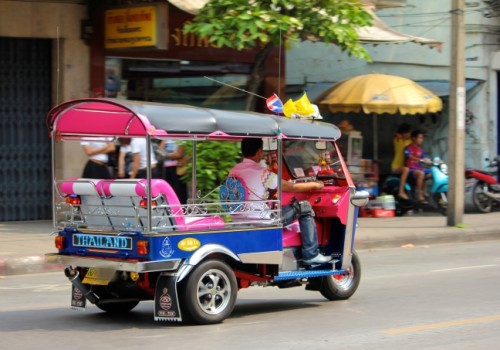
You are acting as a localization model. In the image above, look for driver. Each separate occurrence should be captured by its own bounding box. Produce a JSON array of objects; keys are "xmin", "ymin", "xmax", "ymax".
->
[{"xmin": 229, "ymin": 138, "xmax": 332, "ymax": 265}]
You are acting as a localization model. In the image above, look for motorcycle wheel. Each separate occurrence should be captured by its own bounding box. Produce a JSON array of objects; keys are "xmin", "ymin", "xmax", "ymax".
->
[
  {"xmin": 472, "ymin": 181, "xmax": 492, "ymax": 213},
  {"xmin": 433, "ymin": 192, "xmax": 447, "ymax": 216}
]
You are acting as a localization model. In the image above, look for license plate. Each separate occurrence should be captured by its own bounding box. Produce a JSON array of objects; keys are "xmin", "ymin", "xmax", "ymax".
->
[
  {"xmin": 73, "ymin": 234, "xmax": 132, "ymax": 250},
  {"xmin": 82, "ymin": 268, "xmax": 115, "ymax": 285}
]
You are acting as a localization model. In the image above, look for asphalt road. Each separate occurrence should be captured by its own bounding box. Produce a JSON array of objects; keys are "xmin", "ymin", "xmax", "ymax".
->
[{"xmin": 1, "ymin": 240, "xmax": 500, "ymax": 350}]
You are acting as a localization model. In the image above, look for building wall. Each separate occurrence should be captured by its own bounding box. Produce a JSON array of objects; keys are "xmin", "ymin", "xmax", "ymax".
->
[
  {"xmin": 287, "ymin": 0, "xmax": 500, "ymax": 172},
  {"xmin": 0, "ymin": 0, "xmax": 91, "ymax": 180}
]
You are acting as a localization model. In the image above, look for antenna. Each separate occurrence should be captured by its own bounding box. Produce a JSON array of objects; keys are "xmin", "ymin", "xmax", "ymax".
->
[
  {"xmin": 204, "ymin": 76, "xmax": 267, "ymax": 100},
  {"xmin": 278, "ymin": 28, "xmax": 282, "ymax": 97}
]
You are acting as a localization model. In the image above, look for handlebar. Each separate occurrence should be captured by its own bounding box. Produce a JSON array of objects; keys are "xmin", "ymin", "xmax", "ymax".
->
[
  {"xmin": 291, "ymin": 176, "xmax": 318, "ymax": 183},
  {"xmin": 485, "ymin": 157, "xmax": 499, "ymax": 168}
]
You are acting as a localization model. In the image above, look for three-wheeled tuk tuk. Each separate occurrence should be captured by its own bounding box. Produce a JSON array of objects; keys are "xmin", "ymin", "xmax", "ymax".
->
[{"xmin": 45, "ymin": 98, "xmax": 369, "ymax": 324}]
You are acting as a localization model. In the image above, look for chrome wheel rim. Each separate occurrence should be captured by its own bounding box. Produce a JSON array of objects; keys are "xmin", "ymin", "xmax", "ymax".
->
[
  {"xmin": 333, "ymin": 267, "xmax": 355, "ymax": 291},
  {"xmin": 196, "ymin": 268, "xmax": 232, "ymax": 315}
]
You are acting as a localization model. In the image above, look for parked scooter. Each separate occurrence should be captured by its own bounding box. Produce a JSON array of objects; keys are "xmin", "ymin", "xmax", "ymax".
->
[
  {"xmin": 383, "ymin": 157, "xmax": 449, "ymax": 216},
  {"xmin": 465, "ymin": 156, "xmax": 500, "ymax": 213}
]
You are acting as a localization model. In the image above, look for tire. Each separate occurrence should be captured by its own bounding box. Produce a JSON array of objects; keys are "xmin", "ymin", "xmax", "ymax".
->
[
  {"xmin": 95, "ymin": 300, "xmax": 139, "ymax": 313},
  {"xmin": 180, "ymin": 260, "xmax": 237, "ymax": 325},
  {"xmin": 472, "ymin": 181, "xmax": 492, "ymax": 213},
  {"xmin": 320, "ymin": 251, "xmax": 361, "ymax": 300},
  {"xmin": 433, "ymin": 191, "xmax": 447, "ymax": 216}
]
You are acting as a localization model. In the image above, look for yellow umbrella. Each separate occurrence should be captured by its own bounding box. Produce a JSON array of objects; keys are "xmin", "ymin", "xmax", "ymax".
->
[{"xmin": 315, "ymin": 73, "xmax": 443, "ymax": 159}]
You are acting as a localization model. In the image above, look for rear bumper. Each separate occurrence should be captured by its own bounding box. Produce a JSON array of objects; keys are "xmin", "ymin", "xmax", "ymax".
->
[{"xmin": 45, "ymin": 253, "xmax": 182, "ymax": 273}]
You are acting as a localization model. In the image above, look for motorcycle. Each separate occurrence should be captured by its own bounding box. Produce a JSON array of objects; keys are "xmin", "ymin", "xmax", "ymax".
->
[
  {"xmin": 465, "ymin": 156, "xmax": 500, "ymax": 213},
  {"xmin": 383, "ymin": 157, "xmax": 449, "ymax": 216}
]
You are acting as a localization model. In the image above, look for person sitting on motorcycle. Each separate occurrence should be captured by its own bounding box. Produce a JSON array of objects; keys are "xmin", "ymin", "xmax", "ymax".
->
[
  {"xmin": 228, "ymin": 138, "xmax": 332, "ymax": 265},
  {"xmin": 404, "ymin": 130, "xmax": 431, "ymax": 204},
  {"xmin": 391, "ymin": 123, "xmax": 412, "ymax": 200}
]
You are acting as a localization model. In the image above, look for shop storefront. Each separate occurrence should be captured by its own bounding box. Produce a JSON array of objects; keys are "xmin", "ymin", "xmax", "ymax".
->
[{"xmin": 90, "ymin": 2, "xmax": 283, "ymax": 111}]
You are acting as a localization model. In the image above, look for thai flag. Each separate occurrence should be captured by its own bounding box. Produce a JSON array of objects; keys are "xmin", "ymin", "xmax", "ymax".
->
[{"xmin": 266, "ymin": 93, "xmax": 284, "ymax": 113}]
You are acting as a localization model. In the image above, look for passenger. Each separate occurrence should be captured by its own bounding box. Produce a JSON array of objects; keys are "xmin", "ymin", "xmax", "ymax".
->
[
  {"xmin": 117, "ymin": 138, "xmax": 159, "ymax": 179},
  {"xmin": 404, "ymin": 130, "xmax": 431, "ymax": 204},
  {"xmin": 160, "ymin": 140, "xmax": 188, "ymax": 204},
  {"xmin": 229, "ymin": 138, "xmax": 332, "ymax": 265},
  {"xmin": 391, "ymin": 123, "xmax": 412, "ymax": 200},
  {"xmin": 80, "ymin": 139, "xmax": 116, "ymax": 179}
]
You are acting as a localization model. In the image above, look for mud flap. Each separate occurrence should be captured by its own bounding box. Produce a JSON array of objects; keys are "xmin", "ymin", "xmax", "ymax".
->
[
  {"xmin": 71, "ymin": 284, "xmax": 86, "ymax": 311},
  {"xmin": 154, "ymin": 274, "xmax": 182, "ymax": 322}
]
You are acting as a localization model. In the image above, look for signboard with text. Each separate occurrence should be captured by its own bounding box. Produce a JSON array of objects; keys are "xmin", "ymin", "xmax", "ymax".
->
[{"xmin": 105, "ymin": 5, "xmax": 167, "ymax": 49}]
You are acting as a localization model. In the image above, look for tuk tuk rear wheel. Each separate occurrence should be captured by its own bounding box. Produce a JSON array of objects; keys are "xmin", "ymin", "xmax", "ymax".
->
[
  {"xmin": 320, "ymin": 251, "xmax": 361, "ymax": 300},
  {"xmin": 95, "ymin": 300, "xmax": 139, "ymax": 313},
  {"xmin": 180, "ymin": 259, "xmax": 237, "ymax": 325}
]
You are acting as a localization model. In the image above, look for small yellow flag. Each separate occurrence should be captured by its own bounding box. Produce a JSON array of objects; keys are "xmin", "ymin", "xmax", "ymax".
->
[
  {"xmin": 283, "ymin": 99, "xmax": 296, "ymax": 118},
  {"xmin": 294, "ymin": 93, "xmax": 315, "ymax": 116}
]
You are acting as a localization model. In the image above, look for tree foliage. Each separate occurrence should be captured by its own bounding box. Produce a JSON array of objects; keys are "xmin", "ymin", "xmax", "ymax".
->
[
  {"xmin": 183, "ymin": 0, "xmax": 373, "ymax": 110},
  {"xmin": 181, "ymin": 141, "xmax": 241, "ymax": 198}
]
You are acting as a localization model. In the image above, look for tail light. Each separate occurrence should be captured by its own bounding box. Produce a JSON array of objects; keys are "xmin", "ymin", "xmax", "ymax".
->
[
  {"xmin": 55, "ymin": 236, "xmax": 66, "ymax": 250},
  {"xmin": 137, "ymin": 240, "xmax": 149, "ymax": 255},
  {"xmin": 65, "ymin": 195, "xmax": 81, "ymax": 205},
  {"xmin": 139, "ymin": 198, "xmax": 157, "ymax": 209}
]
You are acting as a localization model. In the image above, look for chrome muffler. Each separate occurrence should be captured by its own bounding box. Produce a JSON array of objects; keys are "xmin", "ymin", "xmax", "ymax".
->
[{"xmin": 64, "ymin": 266, "xmax": 100, "ymax": 304}]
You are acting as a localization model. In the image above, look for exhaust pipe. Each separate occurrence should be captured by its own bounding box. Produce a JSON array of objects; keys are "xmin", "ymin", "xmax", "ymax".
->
[
  {"xmin": 64, "ymin": 266, "xmax": 100, "ymax": 304},
  {"xmin": 483, "ymin": 190, "xmax": 500, "ymax": 201}
]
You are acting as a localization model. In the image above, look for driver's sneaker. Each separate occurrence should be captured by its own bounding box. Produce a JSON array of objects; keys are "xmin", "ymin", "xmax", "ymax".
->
[{"xmin": 303, "ymin": 253, "xmax": 332, "ymax": 265}]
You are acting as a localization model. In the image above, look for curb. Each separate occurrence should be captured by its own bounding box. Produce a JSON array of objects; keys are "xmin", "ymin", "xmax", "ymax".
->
[
  {"xmin": 355, "ymin": 226, "xmax": 500, "ymax": 250},
  {"xmin": 0, "ymin": 255, "xmax": 62, "ymax": 276}
]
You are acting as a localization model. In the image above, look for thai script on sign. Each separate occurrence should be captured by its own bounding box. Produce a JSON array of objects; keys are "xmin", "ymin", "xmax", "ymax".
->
[{"xmin": 107, "ymin": 11, "xmax": 153, "ymax": 24}]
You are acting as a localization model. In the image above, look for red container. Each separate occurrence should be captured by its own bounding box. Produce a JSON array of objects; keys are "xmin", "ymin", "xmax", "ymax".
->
[{"xmin": 371, "ymin": 208, "xmax": 395, "ymax": 218}]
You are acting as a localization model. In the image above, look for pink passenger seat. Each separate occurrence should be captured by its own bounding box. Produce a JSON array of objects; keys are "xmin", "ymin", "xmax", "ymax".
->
[
  {"xmin": 130, "ymin": 179, "xmax": 225, "ymax": 231},
  {"xmin": 59, "ymin": 178, "xmax": 224, "ymax": 231}
]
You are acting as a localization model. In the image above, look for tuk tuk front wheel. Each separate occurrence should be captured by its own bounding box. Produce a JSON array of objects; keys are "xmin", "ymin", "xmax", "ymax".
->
[
  {"xmin": 180, "ymin": 259, "xmax": 237, "ymax": 324},
  {"xmin": 320, "ymin": 251, "xmax": 361, "ymax": 300}
]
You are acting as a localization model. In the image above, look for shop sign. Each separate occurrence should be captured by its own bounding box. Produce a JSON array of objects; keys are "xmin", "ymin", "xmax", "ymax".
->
[{"xmin": 105, "ymin": 5, "xmax": 167, "ymax": 49}]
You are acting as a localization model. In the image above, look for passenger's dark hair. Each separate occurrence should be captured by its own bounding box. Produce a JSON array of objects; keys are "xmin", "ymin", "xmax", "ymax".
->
[
  {"xmin": 241, "ymin": 138, "xmax": 263, "ymax": 157},
  {"xmin": 411, "ymin": 130, "xmax": 423, "ymax": 138},
  {"xmin": 397, "ymin": 123, "xmax": 411, "ymax": 134}
]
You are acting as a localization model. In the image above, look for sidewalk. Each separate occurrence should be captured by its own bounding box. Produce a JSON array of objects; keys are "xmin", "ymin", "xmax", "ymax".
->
[{"xmin": 1, "ymin": 211, "xmax": 499, "ymax": 276}]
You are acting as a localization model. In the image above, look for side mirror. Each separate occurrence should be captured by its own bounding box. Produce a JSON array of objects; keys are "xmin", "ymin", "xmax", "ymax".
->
[
  {"xmin": 262, "ymin": 138, "xmax": 278, "ymax": 151},
  {"xmin": 315, "ymin": 141, "xmax": 327, "ymax": 150},
  {"xmin": 350, "ymin": 190, "xmax": 370, "ymax": 207}
]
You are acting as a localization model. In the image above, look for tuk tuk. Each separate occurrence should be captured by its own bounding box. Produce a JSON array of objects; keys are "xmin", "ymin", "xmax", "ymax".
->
[{"xmin": 45, "ymin": 98, "xmax": 369, "ymax": 324}]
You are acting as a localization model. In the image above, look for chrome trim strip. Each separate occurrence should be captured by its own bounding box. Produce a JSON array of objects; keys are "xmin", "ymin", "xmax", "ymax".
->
[
  {"xmin": 239, "ymin": 251, "xmax": 283, "ymax": 264},
  {"xmin": 341, "ymin": 186, "xmax": 357, "ymax": 269},
  {"xmin": 186, "ymin": 244, "xmax": 241, "ymax": 266},
  {"xmin": 45, "ymin": 253, "xmax": 181, "ymax": 273}
]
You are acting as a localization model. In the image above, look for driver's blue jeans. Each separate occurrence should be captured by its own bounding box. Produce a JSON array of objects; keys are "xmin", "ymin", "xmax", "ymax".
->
[{"xmin": 281, "ymin": 205, "xmax": 319, "ymax": 260}]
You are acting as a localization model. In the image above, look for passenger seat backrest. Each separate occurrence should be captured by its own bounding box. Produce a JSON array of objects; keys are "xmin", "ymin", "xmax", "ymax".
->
[
  {"xmin": 59, "ymin": 178, "xmax": 111, "ymax": 229},
  {"xmin": 100, "ymin": 179, "xmax": 184, "ymax": 229},
  {"xmin": 59, "ymin": 178, "xmax": 224, "ymax": 232}
]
